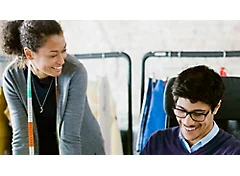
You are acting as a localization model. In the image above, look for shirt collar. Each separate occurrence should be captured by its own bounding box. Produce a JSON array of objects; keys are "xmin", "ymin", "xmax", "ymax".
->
[{"xmin": 178, "ymin": 121, "xmax": 219, "ymax": 153}]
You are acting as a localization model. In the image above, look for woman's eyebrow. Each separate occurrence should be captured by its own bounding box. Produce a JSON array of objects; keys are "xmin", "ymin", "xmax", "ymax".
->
[
  {"xmin": 49, "ymin": 50, "xmax": 58, "ymax": 53},
  {"xmin": 49, "ymin": 43, "xmax": 67, "ymax": 53}
]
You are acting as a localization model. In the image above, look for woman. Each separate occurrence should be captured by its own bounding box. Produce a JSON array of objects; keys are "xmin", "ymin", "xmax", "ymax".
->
[{"xmin": 0, "ymin": 20, "xmax": 105, "ymax": 155}]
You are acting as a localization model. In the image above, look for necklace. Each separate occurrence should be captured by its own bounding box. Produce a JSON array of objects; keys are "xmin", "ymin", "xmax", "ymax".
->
[{"xmin": 32, "ymin": 77, "xmax": 54, "ymax": 113}]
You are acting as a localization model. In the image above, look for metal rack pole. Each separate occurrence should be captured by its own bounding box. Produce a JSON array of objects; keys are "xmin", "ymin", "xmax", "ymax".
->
[
  {"xmin": 74, "ymin": 52, "xmax": 133, "ymax": 155},
  {"xmin": 0, "ymin": 56, "xmax": 11, "ymax": 62},
  {"xmin": 140, "ymin": 50, "xmax": 240, "ymax": 110}
]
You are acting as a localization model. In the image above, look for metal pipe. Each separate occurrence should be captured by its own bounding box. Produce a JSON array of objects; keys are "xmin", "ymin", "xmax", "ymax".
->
[
  {"xmin": 140, "ymin": 50, "xmax": 240, "ymax": 111},
  {"xmin": 74, "ymin": 52, "xmax": 133, "ymax": 155}
]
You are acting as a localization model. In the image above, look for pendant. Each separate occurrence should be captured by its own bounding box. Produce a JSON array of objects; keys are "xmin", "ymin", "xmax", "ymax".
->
[{"xmin": 40, "ymin": 107, "xmax": 43, "ymax": 113}]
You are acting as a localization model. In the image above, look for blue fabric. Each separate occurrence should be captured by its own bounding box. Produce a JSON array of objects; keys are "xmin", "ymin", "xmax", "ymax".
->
[
  {"xmin": 142, "ymin": 79, "xmax": 167, "ymax": 149},
  {"xmin": 136, "ymin": 78, "xmax": 153, "ymax": 152}
]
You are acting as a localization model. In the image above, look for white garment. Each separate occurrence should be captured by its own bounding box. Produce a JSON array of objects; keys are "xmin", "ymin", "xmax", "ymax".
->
[
  {"xmin": 97, "ymin": 76, "xmax": 123, "ymax": 155},
  {"xmin": 87, "ymin": 80, "xmax": 99, "ymax": 119}
]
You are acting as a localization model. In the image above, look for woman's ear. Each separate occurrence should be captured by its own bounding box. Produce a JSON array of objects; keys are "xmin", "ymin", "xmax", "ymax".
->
[
  {"xmin": 213, "ymin": 100, "xmax": 222, "ymax": 115},
  {"xmin": 23, "ymin": 47, "xmax": 34, "ymax": 60}
]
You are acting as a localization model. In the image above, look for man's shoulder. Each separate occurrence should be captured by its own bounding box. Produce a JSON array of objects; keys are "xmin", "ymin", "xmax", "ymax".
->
[
  {"xmin": 140, "ymin": 126, "xmax": 180, "ymax": 155},
  {"xmin": 150, "ymin": 126, "xmax": 180, "ymax": 139},
  {"xmin": 217, "ymin": 129, "xmax": 240, "ymax": 154},
  {"xmin": 219, "ymin": 128, "xmax": 240, "ymax": 141}
]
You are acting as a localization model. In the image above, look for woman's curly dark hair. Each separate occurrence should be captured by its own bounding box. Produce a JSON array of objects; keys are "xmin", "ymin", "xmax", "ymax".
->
[
  {"xmin": 1, "ymin": 20, "xmax": 24, "ymax": 56},
  {"xmin": 172, "ymin": 65, "xmax": 225, "ymax": 111},
  {"xmin": 1, "ymin": 20, "xmax": 63, "ymax": 66}
]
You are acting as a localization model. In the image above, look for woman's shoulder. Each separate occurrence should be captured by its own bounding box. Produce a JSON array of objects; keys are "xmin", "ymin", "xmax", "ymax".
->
[
  {"xmin": 64, "ymin": 54, "xmax": 86, "ymax": 70},
  {"xmin": 65, "ymin": 54, "xmax": 83, "ymax": 67},
  {"xmin": 3, "ymin": 59, "xmax": 21, "ymax": 77},
  {"xmin": 62, "ymin": 54, "xmax": 87, "ymax": 77}
]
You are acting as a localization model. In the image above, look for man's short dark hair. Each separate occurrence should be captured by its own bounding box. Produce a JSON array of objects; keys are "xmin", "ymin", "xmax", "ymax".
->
[{"xmin": 172, "ymin": 65, "xmax": 225, "ymax": 111}]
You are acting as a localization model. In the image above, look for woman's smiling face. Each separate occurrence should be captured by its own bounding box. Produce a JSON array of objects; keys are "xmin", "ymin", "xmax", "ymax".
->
[{"xmin": 26, "ymin": 34, "xmax": 67, "ymax": 79}]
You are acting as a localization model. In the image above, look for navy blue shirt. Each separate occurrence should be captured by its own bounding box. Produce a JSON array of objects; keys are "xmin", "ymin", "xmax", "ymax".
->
[{"xmin": 24, "ymin": 67, "xmax": 59, "ymax": 155}]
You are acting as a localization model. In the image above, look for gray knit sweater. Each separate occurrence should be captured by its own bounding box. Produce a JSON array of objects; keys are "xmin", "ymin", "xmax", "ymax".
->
[{"xmin": 2, "ymin": 54, "xmax": 105, "ymax": 155}]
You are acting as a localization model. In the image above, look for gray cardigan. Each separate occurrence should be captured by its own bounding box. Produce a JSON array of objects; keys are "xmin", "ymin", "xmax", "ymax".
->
[{"xmin": 2, "ymin": 54, "xmax": 105, "ymax": 155}]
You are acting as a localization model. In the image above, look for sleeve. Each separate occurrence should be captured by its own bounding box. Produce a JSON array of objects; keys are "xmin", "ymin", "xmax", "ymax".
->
[
  {"xmin": 59, "ymin": 63, "xmax": 88, "ymax": 155},
  {"xmin": 140, "ymin": 135, "xmax": 154, "ymax": 155},
  {"xmin": 140, "ymin": 131, "xmax": 162, "ymax": 155},
  {"xmin": 2, "ymin": 70, "xmax": 29, "ymax": 155}
]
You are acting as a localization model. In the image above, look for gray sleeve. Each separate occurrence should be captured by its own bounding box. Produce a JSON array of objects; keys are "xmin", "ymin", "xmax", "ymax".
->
[
  {"xmin": 59, "ymin": 64, "xmax": 88, "ymax": 155},
  {"xmin": 2, "ymin": 70, "xmax": 29, "ymax": 155}
]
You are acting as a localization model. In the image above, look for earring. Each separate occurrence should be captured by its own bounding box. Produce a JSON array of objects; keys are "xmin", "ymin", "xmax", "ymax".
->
[{"xmin": 19, "ymin": 54, "xmax": 25, "ymax": 61}]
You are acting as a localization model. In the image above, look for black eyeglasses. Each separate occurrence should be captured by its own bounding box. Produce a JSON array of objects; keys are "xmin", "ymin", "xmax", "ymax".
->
[{"xmin": 173, "ymin": 107, "xmax": 210, "ymax": 122}]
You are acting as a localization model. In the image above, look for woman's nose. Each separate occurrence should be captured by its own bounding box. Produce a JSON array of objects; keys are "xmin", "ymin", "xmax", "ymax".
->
[{"xmin": 57, "ymin": 54, "xmax": 65, "ymax": 65}]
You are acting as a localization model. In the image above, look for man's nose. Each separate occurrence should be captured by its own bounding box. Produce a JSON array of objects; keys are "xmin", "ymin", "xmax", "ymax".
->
[{"xmin": 183, "ymin": 113, "xmax": 195, "ymax": 126}]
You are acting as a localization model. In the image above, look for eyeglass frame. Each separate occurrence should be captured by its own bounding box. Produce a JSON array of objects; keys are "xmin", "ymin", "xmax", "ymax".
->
[{"xmin": 172, "ymin": 107, "xmax": 210, "ymax": 122}]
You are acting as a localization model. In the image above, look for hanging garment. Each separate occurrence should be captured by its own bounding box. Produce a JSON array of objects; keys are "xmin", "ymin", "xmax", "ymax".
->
[
  {"xmin": 136, "ymin": 78, "xmax": 154, "ymax": 152},
  {"xmin": 4, "ymin": 107, "xmax": 10, "ymax": 123},
  {"xmin": 136, "ymin": 78, "xmax": 167, "ymax": 153},
  {"xmin": 0, "ymin": 87, "xmax": 11, "ymax": 155},
  {"xmin": 111, "ymin": 116, "xmax": 123, "ymax": 155},
  {"xmin": 87, "ymin": 80, "xmax": 100, "ymax": 119},
  {"xmin": 220, "ymin": 67, "xmax": 227, "ymax": 77},
  {"xmin": 142, "ymin": 79, "xmax": 167, "ymax": 149},
  {"xmin": 97, "ymin": 76, "xmax": 123, "ymax": 155}
]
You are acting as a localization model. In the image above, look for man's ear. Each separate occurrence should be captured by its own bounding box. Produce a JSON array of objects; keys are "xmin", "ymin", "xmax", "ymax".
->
[
  {"xmin": 213, "ymin": 100, "xmax": 222, "ymax": 115},
  {"xmin": 23, "ymin": 47, "xmax": 34, "ymax": 61}
]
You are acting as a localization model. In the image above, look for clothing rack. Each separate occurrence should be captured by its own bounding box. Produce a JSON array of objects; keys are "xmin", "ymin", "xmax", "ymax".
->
[
  {"xmin": 0, "ymin": 56, "xmax": 10, "ymax": 62},
  {"xmin": 140, "ymin": 50, "xmax": 240, "ymax": 110},
  {"xmin": 74, "ymin": 52, "xmax": 133, "ymax": 155}
]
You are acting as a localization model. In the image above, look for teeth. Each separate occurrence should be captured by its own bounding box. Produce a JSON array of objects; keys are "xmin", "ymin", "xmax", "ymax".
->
[
  {"xmin": 185, "ymin": 127, "xmax": 196, "ymax": 131},
  {"xmin": 53, "ymin": 66, "xmax": 62, "ymax": 69}
]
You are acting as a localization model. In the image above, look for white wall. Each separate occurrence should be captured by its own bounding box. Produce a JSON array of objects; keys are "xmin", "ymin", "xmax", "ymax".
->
[{"xmin": 59, "ymin": 20, "xmax": 240, "ymax": 128}]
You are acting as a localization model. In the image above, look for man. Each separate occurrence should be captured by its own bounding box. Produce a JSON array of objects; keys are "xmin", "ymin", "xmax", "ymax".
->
[{"xmin": 141, "ymin": 65, "xmax": 240, "ymax": 155}]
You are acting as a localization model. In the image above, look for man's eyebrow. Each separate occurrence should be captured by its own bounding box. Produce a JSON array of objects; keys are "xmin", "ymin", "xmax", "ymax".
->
[
  {"xmin": 176, "ymin": 105, "xmax": 206, "ymax": 112},
  {"xmin": 175, "ymin": 105, "xmax": 185, "ymax": 109}
]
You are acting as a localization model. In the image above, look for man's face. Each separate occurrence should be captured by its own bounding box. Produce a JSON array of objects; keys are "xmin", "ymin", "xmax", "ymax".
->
[{"xmin": 175, "ymin": 98, "xmax": 215, "ymax": 146}]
